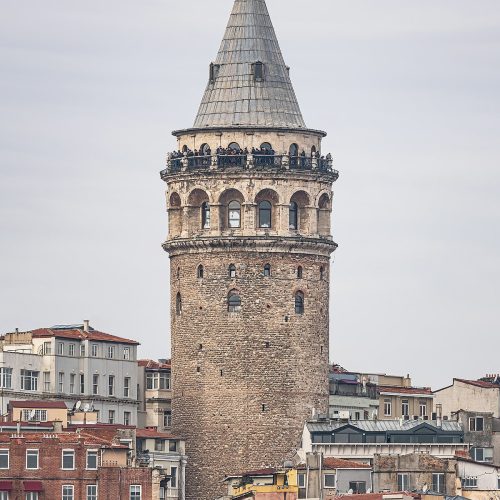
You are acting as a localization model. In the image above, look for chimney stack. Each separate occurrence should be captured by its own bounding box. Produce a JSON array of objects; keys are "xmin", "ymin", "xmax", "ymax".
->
[{"xmin": 83, "ymin": 320, "xmax": 90, "ymax": 333}]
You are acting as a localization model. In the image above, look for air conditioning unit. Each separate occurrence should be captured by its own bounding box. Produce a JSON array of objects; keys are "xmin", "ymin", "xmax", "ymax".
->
[
  {"xmin": 404, "ymin": 415, "xmax": 410, "ymax": 421},
  {"xmin": 431, "ymin": 412, "xmax": 437, "ymax": 420},
  {"xmin": 423, "ymin": 415, "xmax": 429, "ymax": 420},
  {"xmin": 339, "ymin": 411, "xmax": 350, "ymax": 420},
  {"xmin": 413, "ymin": 416, "xmax": 419, "ymax": 421}
]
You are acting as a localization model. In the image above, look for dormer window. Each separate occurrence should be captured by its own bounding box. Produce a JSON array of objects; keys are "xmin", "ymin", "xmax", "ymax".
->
[
  {"xmin": 209, "ymin": 63, "xmax": 220, "ymax": 84},
  {"xmin": 253, "ymin": 61, "xmax": 264, "ymax": 82}
]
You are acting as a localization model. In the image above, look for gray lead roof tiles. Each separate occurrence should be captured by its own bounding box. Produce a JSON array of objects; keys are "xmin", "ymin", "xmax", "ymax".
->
[{"xmin": 193, "ymin": 0, "xmax": 306, "ymax": 129}]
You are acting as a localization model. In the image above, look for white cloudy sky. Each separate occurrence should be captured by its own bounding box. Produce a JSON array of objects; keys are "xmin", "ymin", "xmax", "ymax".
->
[{"xmin": 1, "ymin": 0, "xmax": 499, "ymax": 389}]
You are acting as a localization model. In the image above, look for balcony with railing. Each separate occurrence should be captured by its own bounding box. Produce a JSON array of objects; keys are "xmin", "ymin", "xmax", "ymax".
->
[{"xmin": 160, "ymin": 153, "xmax": 338, "ymax": 180}]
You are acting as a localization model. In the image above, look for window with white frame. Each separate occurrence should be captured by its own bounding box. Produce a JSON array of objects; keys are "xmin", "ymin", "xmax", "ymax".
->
[
  {"xmin": 297, "ymin": 473, "xmax": 305, "ymax": 488},
  {"xmin": 57, "ymin": 342, "xmax": 64, "ymax": 355},
  {"xmin": 87, "ymin": 485, "xmax": 97, "ymax": 500},
  {"xmin": 0, "ymin": 491, "xmax": 8, "ymax": 500},
  {"xmin": 0, "ymin": 450, "xmax": 9, "ymax": 469},
  {"xmin": 86, "ymin": 450, "xmax": 98, "ymax": 470},
  {"xmin": 397, "ymin": 473, "xmax": 410, "ymax": 491},
  {"xmin": 108, "ymin": 375, "xmax": 115, "ymax": 396},
  {"xmin": 22, "ymin": 409, "xmax": 47, "ymax": 422},
  {"xmin": 92, "ymin": 374, "xmax": 99, "ymax": 395},
  {"xmin": 462, "ymin": 476, "xmax": 478, "ymax": 488},
  {"xmin": 432, "ymin": 473, "xmax": 445, "ymax": 494},
  {"xmin": 0, "ymin": 368, "xmax": 12, "ymax": 389},
  {"xmin": 130, "ymin": 485, "xmax": 141, "ymax": 500},
  {"xmin": 124, "ymin": 377, "xmax": 131, "ymax": 397},
  {"xmin": 163, "ymin": 411, "xmax": 172, "ymax": 428},
  {"xmin": 69, "ymin": 374, "xmax": 75, "ymax": 394},
  {"xmin": 170, "ymin": 467, "xmax": 177, "ymax": 488},
  {"xmin": 68, "ymin": 344, "xmax": 75, "ymax": 357},
  {"xmin": 349, "ymin": 482, "xmax": 366, "ymax": 494},
  {"xmin": 21, "ymin": 370, "xmax": 39, "ymax": 391},
  {"xmin": 123, "ymin": 347, "xmax": 130, "ymax": 360},
  {"xmin": 80, "ymin": 374, "xmax": 85, "ymax": 394},
  {"xmin": 107, "ymin": 346, "xmax": 115, "ymax": 359},
  {"xmin": 124, "ymin": 412, "xmax": 131, "ymax": 426},
  {"xmin": 62, "ymin": 450, "xmax": 75, "ymax": 470},
  {"xmin": 159, "ymin": 488, "xmax": 165, "ymax": 500},
  {"xmin": 26, "ymin": 449, "xmax": 39, "ymax": 469},
  {"xmin": 146, "ymin": 372, "xmax": 170, "ymax": 390},
  {"xmin": 80, "ymin": 344, "xmax": 86, "ymax": 357},
  {"xmin": 384, "ymin": 398, "xmax": 392, "ymax": 416},
  {"xmin": 58, "ymin": 372, "xmax": 64, "ymax": 393},
  {"xmin": 469, "ymin": 417, "xmax": 484, "ymax": 431},
  {"xmin": 62, "ymin": 485, "xmax": 74, "ymax": 500},
  {"xmin": 402, "ymin": 399, "xmax": 409, "ymax": 417},
  {"xmin": 43, "ymin": 371, "xmax": 50, "ymax": 392},
  {"xmin": 108, "ymin": 410, "xmax": 115, "ymax": 424},
  {"xmin": 472, "ymin": 447, "xmax": 494, "ymax": 462},
  {"xmin": 324, "ymin": 474, "xmax": 336, "ymax": 488},
  {"xmin": 43, "ymin": 341, "xmax": 51, "ymax": 355},
  {"xmin": 91, "ymin": 344, "xmax": 98, "ymax": 357},
  {"xmin": 419, "ymin": 401, "xmax": 427, "ymax": 417},
  {"xmin": 26, "ymin": 493, "xmax": 38, "ymax": 500}
]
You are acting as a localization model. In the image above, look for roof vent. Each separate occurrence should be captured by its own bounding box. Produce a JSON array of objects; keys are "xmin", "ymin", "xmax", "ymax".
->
[
  {"xmin": 209, "ymin": 63, "xmax": 220, "ymax": 84},
  {"xmin": 252, "ymin": 61, "xmax": 264, "ymax": 82}
]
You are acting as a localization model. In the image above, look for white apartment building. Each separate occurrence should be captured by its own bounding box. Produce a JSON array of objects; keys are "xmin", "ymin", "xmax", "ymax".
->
[{"xmin": 0, "ymin": 322, "xmax": 139, "ymax": 425}]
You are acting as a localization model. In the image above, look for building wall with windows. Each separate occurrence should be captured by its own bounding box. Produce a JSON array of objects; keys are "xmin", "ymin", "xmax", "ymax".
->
[
  {"xmin": 455, "ymin": 457, "xmax": 500, "ymax": 495},
  {"xmin": 378, "ymin": 386, "xmax": 433, "ymax": 421},
  {"xmin": 434, "ymin": 378, "xmax": 500, "ymax": 418},
  {"xmin": 137, "ymin": 360, "xmax": 172, "ymax": 431},
  {"xmin": 373, "ymin": 454, "xmax": 457, "ymax": 495},
  {"xmin": 0, "ymin": 324, "xmax": 139, "ymax": 425},
  {"xmin": 0, "ymin": 431, "xmax": 164, "ymax": 500}
]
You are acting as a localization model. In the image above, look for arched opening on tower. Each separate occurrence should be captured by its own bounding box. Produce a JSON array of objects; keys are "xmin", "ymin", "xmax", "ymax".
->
[
  {"xmin": 187, "ymin": 189, "xmax": 210, "ymax": 233},
  {"xmin": 227, "ymin": 289, "xmax": 241, "ymax": 313},
  {"xmin": 219, "ymin": 189, "xmax": 245, "ymax": 231},
  {"xmin": 255, "ymin": 189, "xmax": 279, "ymax": 230},
  {"xmin": 290, "ymin": 190, "xmax": 311, "ymax": 232},
  {"xmin": 168, "ymin": 192, "xmax": 182, "ymax": 237},
  {"xmin": 317, "ymin": 193, "xmax": 332, "ymax": 236}
]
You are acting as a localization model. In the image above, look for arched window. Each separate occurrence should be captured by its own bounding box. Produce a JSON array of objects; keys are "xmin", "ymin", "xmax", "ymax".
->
[
  {"xmin": 229, "ymin": 264, "xmax": 236, "ymax": 278},
  {"xmin": 289, "ymin": 143, "xmax": 299, "ymax": 157},
  {"xmin": 228, "ymin": 142, "xmax": 241, "ymax": 152},
  {"xmin": 260, "ymin": 142, "xmax": 272, "ymax": 151},
  {"xmin": 228, "ymin": 290, "xmax": 241, "ymax": 312},
  {"xmin": 311, "ymin": 145, "xmax": 317, "ymax": 156},
  {"xmin": 258, "ymin": 201, "xmax": 272, "ymax": 228},
  {"xmin": 202, "ymin": 202, "xmax": 211, "ymax": 229},
  {"xmin": 295, "ymin": 291, "xmax": 304, "ymax": 315},
  {"xmin": 197, "ymin": 265, "xmax": 204, "ymax": 279},
  {"xmin": 289, "ymin": 201, "xmax": 298, "ymax": 230},
  {"xmin": 263, "ymin": 264, "xmax": 271, "ymax": 277},
  {"xmin": 182, "ymin": 145, "xmax": 188, "ymax": 153},
  {"xmin": 228, "ymin": 201, "xmax": 241, "ymax": 228},
  {"xmin": 200, "ymin": 143, "xmax": 211, "ymax": 155},
  {"xmin": 176, "ymin": 292, "xmax": 182, "ymax": 315},
  {"xmin": 297, "ymin": 266, "xmax": 303, "ymax": 279}
]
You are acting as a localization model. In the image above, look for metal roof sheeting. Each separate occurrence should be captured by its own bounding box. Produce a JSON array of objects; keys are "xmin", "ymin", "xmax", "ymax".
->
[
  {"xmin": 193, "ymin": 0, "xmax": 306, "ymax": 129},
  {"xmin": 307, "ymin": 420, "xmax": 463, "ymax": 433}
]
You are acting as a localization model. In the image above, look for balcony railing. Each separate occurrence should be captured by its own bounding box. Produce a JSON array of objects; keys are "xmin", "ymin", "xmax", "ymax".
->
[{"xmin": 161, "ymin": 154, "xmax": 338, "ymax": 179}]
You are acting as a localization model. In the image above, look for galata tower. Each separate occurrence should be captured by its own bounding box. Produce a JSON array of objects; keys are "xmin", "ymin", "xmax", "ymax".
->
[{"xmin": 161, "ymin": 1, "xmax": 339, "ymax": 498}]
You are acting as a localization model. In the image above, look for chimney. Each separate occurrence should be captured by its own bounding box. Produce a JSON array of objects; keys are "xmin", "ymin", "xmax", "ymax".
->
[
  {"xmin": 436, "ymin": 403, "xmax": 443, "ymax": 428},
  {"xmin": 53, "ymin": 420, "xmax": 63, "ymax": 433},
  {"xmin": 83, "ymin": 320, "xmax": 90, "ymax": 333},
  {"xmin": 403, "ymin": 374, "xmax": 411, "ymax": 388}
]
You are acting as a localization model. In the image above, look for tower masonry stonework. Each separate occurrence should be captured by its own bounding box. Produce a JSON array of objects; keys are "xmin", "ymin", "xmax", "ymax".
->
[{"xmin": 161, "ymin": 1, "xmax": 339, "ymax": 499}]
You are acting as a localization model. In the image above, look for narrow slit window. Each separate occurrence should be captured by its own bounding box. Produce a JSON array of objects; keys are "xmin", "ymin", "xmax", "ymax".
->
[
  {"xmin": 258, "ymin": 201, "xmax": 272, "ymax": 228},
  {"xmin": 202, "ymin": 202, "xmax": 211, "ymax": 229},
  {"xmin": 263, "ymin": 264, "xmax": 271, "ymax": 277},
  {"xmin": 197, "ymin": 265, "xmax": 204, "ymax": 279},
  {"xmin": 295, "ymin": 291, "xmax": 304, "ymax": 314},
  {"xmin": 253, "ymin": 62, "xmax": 264, "ymax": 81},
  {"xmin": 229, "ymin": 264, "xmax": 236, "ymax": 278},
  {"xmin": 297, "ymin": 266, "xmax": 303, "ymax": 279},
  {"xmin": 289, "ymin": 201, "xmax": 298, "ymax": 230},
  {"xmin": 176, "ymin": 293, "xmax": 182, "ymax": 315},
  {"xmin": 228, "ymin": 290, "xmax": 241, "ymax": 312}
]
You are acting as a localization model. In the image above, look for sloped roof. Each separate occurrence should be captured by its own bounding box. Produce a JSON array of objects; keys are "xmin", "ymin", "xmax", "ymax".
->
[
  {"xmin": 455, "ymin": 378, "xmax": 499, "ymax": 389},
  {"xmin": 30, "ymin": 327, "xmax": 139, "ymax": 345},
  {"xmin": 193, "ymin": 0, "xmax": 306, "ymax": 129},
  {"xmin": 138, "ymin": 359, "xmax": 171, "ymax": 370},
  {"xmin": 322, "ymin": 457, "xmax": 371, "ymax": 469},
  {"xmin": 307, "ymin": 419, "xmax": 462, "ymax": 433},
  {"xmin": 379, "ymin": 386, "xmax": 433, "ymax": 396}
]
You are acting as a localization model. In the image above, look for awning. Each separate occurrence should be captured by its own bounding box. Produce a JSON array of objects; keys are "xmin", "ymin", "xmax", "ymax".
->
[
  {"xmin": 23, "ymin": 481, "xmax": 43, "ymax": 492},
  {"xmin": 0, "ymin": 481, "xmax": 12, "ymax": 491}
]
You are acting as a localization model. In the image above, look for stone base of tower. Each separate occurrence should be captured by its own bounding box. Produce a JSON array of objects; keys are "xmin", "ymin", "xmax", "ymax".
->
[{"xmin": 169, "ymin": 248, "xmax": 330, "ymax": 500}]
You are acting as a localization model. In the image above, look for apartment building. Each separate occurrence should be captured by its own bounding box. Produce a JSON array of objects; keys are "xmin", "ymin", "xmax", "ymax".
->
[
  {"xmin": 137, "ymin": 359, "xmax": 172, "ymax": 431},
  {"xmin": 0, "ymin": 322, "xmax": 139, "ymax": 425}
]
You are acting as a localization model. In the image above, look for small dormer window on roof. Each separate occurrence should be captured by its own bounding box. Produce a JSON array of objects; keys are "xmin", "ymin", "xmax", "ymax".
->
[
  {"xmin": 209, "ymin": 63, "xmax": 220, "ymax": 84},
  {"xmin": 252, "ymin": 61, "xmax": 264, "ymax": 82}
]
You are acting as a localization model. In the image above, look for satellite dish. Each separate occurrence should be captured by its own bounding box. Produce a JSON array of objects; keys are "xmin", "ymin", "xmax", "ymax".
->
[
  {"xmin": 367, "ymin": 489, "xmax": 372, "ymax": 494},
  {"xmin": 83, "ymin": 403, "xmax": 90, "ymax": 412},
  {"xmin": 75, "ymin": 401, "xmax": 82, "ymax": 411},
  {"xmin": 348, "ymin": 489, "xmax": 354, "ymax": 495}
]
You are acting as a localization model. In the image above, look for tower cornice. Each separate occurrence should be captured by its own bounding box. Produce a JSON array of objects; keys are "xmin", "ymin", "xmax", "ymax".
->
[
  {"xmin": 163, "ymin": 236, "xmax": 337, "ymax": 258},
  {"xmin": 172, "ymin": 126, "xmax": 327, "ymax": 138}
]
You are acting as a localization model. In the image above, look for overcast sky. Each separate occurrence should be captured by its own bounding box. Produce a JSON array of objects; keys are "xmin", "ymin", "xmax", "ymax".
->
[{"xmin": 1, "ymin": 0, "xmax": 499, "ymax": 389}]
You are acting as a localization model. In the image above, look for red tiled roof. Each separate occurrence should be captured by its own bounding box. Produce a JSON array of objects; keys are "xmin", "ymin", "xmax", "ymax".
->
[
  {"xmin": 379, "ymin": 386, "xmax": 433, "ymax": 395},
  {"xmin": 455, "ymin": 378, "xmax": 499, "ymax": 389},
  {"xmin": 9, "ymin": 400, "xmax": 67, "ymax": 409},
  {"xmin": 330, "ymin": 494, "xmax": 420, "ymax": 500},
  {"xmin": 241, "ymin": 468, "xmax": 276, "ymax": 477},
  {"xmin": 138, "ymin": 359, "xmax": 171, "ymax": 369},
  {"xmin": 323, "ymin": 457, "xmax": 371, "ymax": 469},
  {"xmin": 30, "ymin": 328, "xmax": 139, "ymax": 345},
  {"xmin": 0, "ymin": 431, "xmax": 125, "ymax": 448},
  {"xmin": 136, "ymin": 428, "xmax": 176, "ymax": 439}
]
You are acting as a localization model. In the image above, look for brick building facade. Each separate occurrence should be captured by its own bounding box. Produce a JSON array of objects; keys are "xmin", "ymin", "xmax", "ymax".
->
[
  {"xmin": 0, "ymin": 431, "xmax": 164, "ymax": 500},
  {"xmin": 161, "ymin": 1, "xmax": 338, "ymax": 498}
]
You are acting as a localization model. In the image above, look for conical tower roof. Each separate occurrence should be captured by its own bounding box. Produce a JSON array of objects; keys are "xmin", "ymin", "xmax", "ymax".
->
[{"xmin": 193, "ymin": 0, "xmax": 306, "ymax": 129}]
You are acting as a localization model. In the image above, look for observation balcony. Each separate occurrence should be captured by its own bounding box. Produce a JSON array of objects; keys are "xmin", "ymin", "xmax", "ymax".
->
[{"xmin": 160, "ymin": 153, "xmax": 339, "ymax": 181}]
